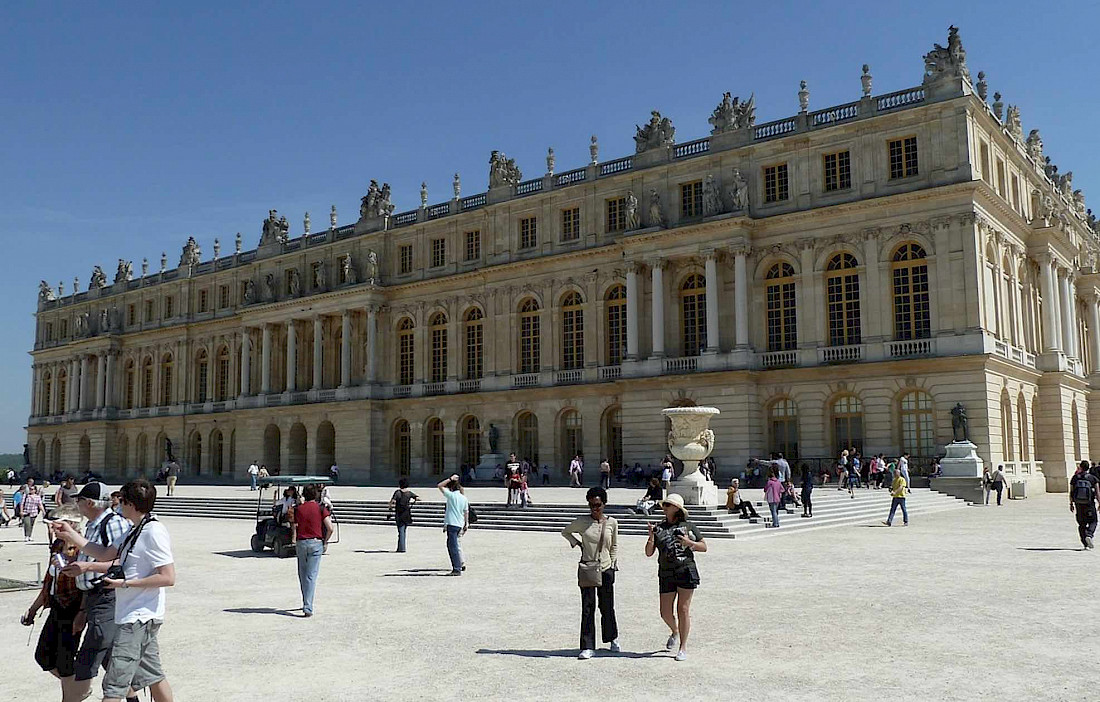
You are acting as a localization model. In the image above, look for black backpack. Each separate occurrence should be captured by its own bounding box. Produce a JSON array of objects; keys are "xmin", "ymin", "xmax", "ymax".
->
[{"xmin": 1071, "ymin": 475, "xmax": 1096, "ymax": 505}]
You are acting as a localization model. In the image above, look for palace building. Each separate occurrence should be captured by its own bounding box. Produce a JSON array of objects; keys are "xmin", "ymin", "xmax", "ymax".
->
[{"xmin": 26, "ymin": 28, "xmax": 1099, "ymax": 492}]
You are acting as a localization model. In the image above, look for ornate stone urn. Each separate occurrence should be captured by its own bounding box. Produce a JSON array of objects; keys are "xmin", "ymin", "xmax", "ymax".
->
[{"xmin": 661, "ymin": 406, "xmax": 720, "ymax": 505}]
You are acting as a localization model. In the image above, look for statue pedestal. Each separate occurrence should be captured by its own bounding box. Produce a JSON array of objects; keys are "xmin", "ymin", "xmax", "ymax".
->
[
  {"xmin": 939, "ymin": 441, "xmax": 983, "ymax": 477},
  {"xmin": 475, "ymin": 453, "xmax": 506, "ymax": 478},
  {"xmin": 669, "ymin": 470, "xmax": 720, "ymax": 506}
]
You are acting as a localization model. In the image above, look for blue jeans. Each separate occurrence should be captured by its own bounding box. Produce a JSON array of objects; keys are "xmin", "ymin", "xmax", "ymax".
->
[
  {"xmin": 397, "ymin": 522, "xmax": 408, "ymax": 552},
  {"xmin": 250, "ymin": 474, "xmax": 257, "ymax": 490},
  {"xmin": 296, "ymin": 538, "xmax": 324, "ymax": 614},
  {"xmin": 887, "ymin": 497, "xmax": 908, "ymax": 525},
  {"xmin": 768, "ymin": 501, "xmax": 780, "ymax": 527},
  {"xmin": 445, "ymin": 525, "xmax": 463, "ymax": 573}
]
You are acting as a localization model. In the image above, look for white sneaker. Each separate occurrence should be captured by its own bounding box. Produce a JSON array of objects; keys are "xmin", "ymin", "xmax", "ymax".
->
[
  {"xmin": 675, "ymin": 649, "xmax": 687, "ymax": 661},
  {"xmin": 609, "ymin": 640, "xmax": 621, "ymax": 653},
  {"xmin": 578, "ymin": 649, "xmax": 594, "ymax": 660},
  {"xmin": 665, "ymin": 634, "xmax": 679, "ymax": 651}
]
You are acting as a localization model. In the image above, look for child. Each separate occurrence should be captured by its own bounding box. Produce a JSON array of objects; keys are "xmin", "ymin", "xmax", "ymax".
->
[{"xmin": 519, "ymin": 472, "xmax": 532, "ymax": 508}]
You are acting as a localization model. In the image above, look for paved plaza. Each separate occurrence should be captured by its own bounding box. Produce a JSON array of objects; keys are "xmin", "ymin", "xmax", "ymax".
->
[{"xmin": 0, "ymin": 493, "xmax": 1096, "ymax": 701}]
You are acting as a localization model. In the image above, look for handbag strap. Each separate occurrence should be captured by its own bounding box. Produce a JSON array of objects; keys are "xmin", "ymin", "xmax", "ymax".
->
[{"xmin": 584, "ymin": 517, "xmax": 608, "ymax": 565}]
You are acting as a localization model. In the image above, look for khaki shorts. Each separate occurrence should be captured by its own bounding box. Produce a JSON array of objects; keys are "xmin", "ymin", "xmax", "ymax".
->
[{"xmin": 102, "ymin": 620, "xmax": 166, "ymax": 698}]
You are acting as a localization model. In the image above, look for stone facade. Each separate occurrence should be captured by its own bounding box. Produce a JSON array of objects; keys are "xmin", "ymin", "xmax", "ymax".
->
[{"xmin": 26, "ymin": 29, "xmax": 1099, "ymax": 492}]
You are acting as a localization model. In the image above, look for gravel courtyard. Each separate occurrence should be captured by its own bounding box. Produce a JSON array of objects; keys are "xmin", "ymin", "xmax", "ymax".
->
[{"xmin": 0, "ymin": 493, "xmax": 1095, "ymax": 701}]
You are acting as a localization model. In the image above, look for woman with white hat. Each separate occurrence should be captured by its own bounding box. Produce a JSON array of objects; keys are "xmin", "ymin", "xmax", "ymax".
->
[{"xmin": 644, "ymin": 493, "xmax": 707, "ymax": 661}]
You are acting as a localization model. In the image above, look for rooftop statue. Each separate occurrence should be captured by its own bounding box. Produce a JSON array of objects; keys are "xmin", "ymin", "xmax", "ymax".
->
[
  {"xmin": 708, "ymin": 92, "xmax": 756, "ymax": 134},
  {"xmin": 114, "ymin": 259, "xmax": 132, "ymax": 284},
  {"xmin": 1073, "ymin": 190, "xmax": 1086, "ymax": 216},
  {"xmin": 1059, "ymin": 172, "xmax": 1074, "ymax": 198},
  {"xmin": 923, "ymin": 25, "xmax": 970, "ymax": 83},
  {"xmin": 179, "ymin": 236, "xmax": 202, "ymax": 268},
  {"xmin": 1026, "ymin": 130, "xmax": 1044, "ymax": 163},
  {"xmin": 1005, "ymin": 105, "xmax": 1022, "ymax": 140},
  {"xmin": 89, "ymin": 266, "xmax": 107, "ymax": 290},
  {"xmin": 634, "ymin": 110, "xmax": 675, "ymax": 153},
  {"xmin": 488, "ymin": 151, "xmax": 522, "ymax": 188},
  {"xmin": 330, "ymin": 205, "xmax": 338, "ymax": 229},
  {"xmin": 360, "ymin": 180, "xmax": 395, "ymax": 220},
  {"xmin": 38, "ymin": 281, "xmax": 55, "ymax": 303},
  {"xmin": 259, "ymin": 209, "xmax": 289, "ymax": 246}
]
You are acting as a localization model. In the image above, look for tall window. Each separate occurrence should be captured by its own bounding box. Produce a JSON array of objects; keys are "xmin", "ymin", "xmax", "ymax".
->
[
  {"xmin": 561, "ymin": 207, "xmax": 581, "ymax": 242},
  {"xmin": 826, "ymin": 253, "xmax": 861, "ymax": 346},
  {"xmin": 763, "ymin": 163, "xmax": 789, "ymax": 203},
  {"xmin": 519, "ymin": 299, "xmax": 540, "ymax": 374},
  {"xmin": 464, "ymin": 230, "xmax": 481, "ymax": 261},
  {"xmin": 164, "ymin": 296, "xmax": 174, "ymax": 318},
  {"xmin": 394, "ymin": 420, "xmax": 411, "ymax": 476},
  {"xmin": 160, "ymin": 355, "xmax": 173, "ymax": 406},
  {"xmin": 900, "ymin": 391, "xmax": 934, "ymax": 457},
  {"xmin": 680, "ymin": 180, "xmax": 703, "ymax": 218},
  {"xmin": 58, "ymin": 370, "xmax": 68, "ymax": 413},
  {"xmin": 198, "ymin": 290, "xmax": 209, "ymax": 313},
  {"xmin": 196, "ymin": 350, "xmax": 209, "ymax": 403},
  {"xmin": 823, "ymin": 150, "xmax": 851, "ymax": 192},
  {"xmin": 144, "ymin": 300, "xmax": 154, "ymax": 322},
  {"xmin": 561, "ymin": 292, "xmax": 584, "ymax": 370},
  {"xmin": 520, "ymin": 216, "xmax": 538, "ymax": 249},
  {"xmin": 464, "ymin": 308, "xmax": 483, "ymax": 379},
  {"xmin": 606, "ymin": 407, "xmax": 622, "ymax": 471},
  {"xmin": 399, "ymin": 245, "xmax": 413, "ymax": 274},
  {"xmin": 42, "ymin": 372, "xmax": 52, "ymax": 415},
  {"xmin": 430, "ymin": 312, "xmax": 448, "ymax": 383},
  {"xmin": 142, "ymin": 358, "xmax": 153, "ymax": 407},
  {"xmin": 219, "ymin": 285, "xmax": 230, "ymax": 308},
  {"xmin": 769, "ymin": 398, "xmax": 799, "ymax": 458},
  {"xmin": 605, "ymin": 284, "xmax": 626, "ymax": 366},
  {"xmin": 606, "ymin": 197, "xmax": 626, "ymax": 233},
  {"xmin": 561, "ymin": 410, "xmax": 583, "ymax": 468},
  {"xmin": 427, "ymin": 418, "xmax": 445, "ymax": 474},
  {"xmin": 124, "ymin": 361, "xmax": 135, "ymax": 409},
  {"xmin": 216, "ymin": 346, "xmax": 231, "ymax": 401},
  {"xmin": 128, "ymin": 304, "xmax": 137, "ymax": 326},
  {"xmin": 517, "ymin": 412, "xmax": 539, "ymax": 465},
  {"xmin": 1001, "ymin": 394, "xmax": 1014, "ymax": 461},
  {"xmin": 766, "ymin": 263, "xmax": 797, "ymax": 351},
  {"xmin": 397, "ymin": 318, "xmax": 415, "ymax": 386},
  {"xmin": 892, "ymin": 243, "xmax": 930, "ymax": 340},
  {"xmin": 462, "ymin": 416, "xmax": 482, "ymax": 467},
  {"xmin": 888, "ymin": 136, "xmax": 919, "ymax": 179},
  {"xmin": 431, "ymin": 238, "xmax": 446, "ymax": 268},
  {"xmin": 832, "ymin": 395, "xmax": 864, "ymax": 455},
  {"xmin": 1017, "ymin": 395, "xmax": 1029, "ymax": 461},
  {"xmin": 681, "ymin": 274, "xmax": 707, "ymax": 357}
]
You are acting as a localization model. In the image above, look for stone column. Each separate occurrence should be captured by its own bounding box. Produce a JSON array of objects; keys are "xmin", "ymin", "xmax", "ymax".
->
[
  {"xmin": 96, "ymin": 353, "xmax": 106, "ymax": 408},
  {"xmin": 261, "ymin": 324, "xmax": 272, "ymax": 394},
  {"xmin": 1068, "ymin": 277, "xmax": 1080, "ymax": 359},
  {"xmin": 367, "ymin": 306, "xmax": 379, "ymax": 383},
  {"xmin": 1059, "ymin": 269, "xmax": 1074, "ymax": 356},
  {"xmin": 625, "ymin": 263, "xmax": 639, "ymax": 360},
  {"xmin": 69, "ymin": 358, "xmax": 79, "ymax": 412},
  {"xmin": 79, "ymin": 355, "xmax": 90, "ymax": 411},
  {"xmin": 239, "ymin": 330, "xmax": 251, "ymax": 397},
  {"xmin": 104, "ymin": 353, "xmax": 115, "ymax": 408},
  {"xmin": 49, "ymin": 363, "xmax": 59, "ymax": 415},
  {"xmin": 30, "ymin": 366, "xmax": 39, "ymax": 416},
  {"xmin": 340, "ymin": 310, "xmax": 351, "ymax": 388},
  {"xmin": 1039, "ymin": 256, "xmax": 1060, "ymax": 352},
  {"xmin": 650, "ymin": 261, "xmax": 665, "ymax": 359},
  {"xmin": 704, "ymin": 252, "xmax": 720, "ymax": 352},
  {"xmin": 734, "ymin": 248, "xmax": 749, "ymax": 347},
  {"xmin": 1090, "ymin": 295, "xmax": 1100, "ymax": 375},
  {"xmin": 312, "ymin": 316, "xmax": 323, "ymax": 390},
  {"xmin": 286, "ymin": 320, "xmax": 297, "ymax": 392}
]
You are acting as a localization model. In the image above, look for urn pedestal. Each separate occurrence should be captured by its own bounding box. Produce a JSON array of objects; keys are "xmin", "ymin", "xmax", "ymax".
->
[
  {"xmin": 928, "ymin": 440, "xmax": 986, "ymax": 504},
  {"xmin": 661, "ymin": 407, "xmax": 721, "ymax": 506}
]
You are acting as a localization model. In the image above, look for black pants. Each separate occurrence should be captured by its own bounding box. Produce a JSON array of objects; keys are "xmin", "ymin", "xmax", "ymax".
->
[
  {"xmin": 732, "ymin": 501, "xmax": 759, "ymax": 518},
  {"xmin": 580, "ymin": 569, "xmax": 617, "ymax": 650},
  {"xmin": 1076, "ymin": 506, "xmax": 1097, "ymax": 546},
  {"xmin": 993, "ymin": 482, "xmax": 1004, "ymax": 505},
  {"xmin": 802, "ymin": 490, "xmax": 812, "ymax": 516}
]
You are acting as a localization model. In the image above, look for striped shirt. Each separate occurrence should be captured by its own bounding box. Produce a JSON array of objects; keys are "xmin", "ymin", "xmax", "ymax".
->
[{"xmin": 76, "ymin": 509, "xmax": 131, "ymax": 591}]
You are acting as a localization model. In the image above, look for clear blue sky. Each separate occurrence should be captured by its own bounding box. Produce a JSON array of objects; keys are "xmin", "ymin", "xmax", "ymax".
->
[{"xmin": 1, "ymin": 2, "xmax": 1096, "ymax": 452}]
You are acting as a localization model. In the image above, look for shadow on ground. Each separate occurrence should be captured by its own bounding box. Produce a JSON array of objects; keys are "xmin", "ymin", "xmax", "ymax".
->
[
  {"xmin": 476, "ymin": 648, "xmax": 664, "ymax": 659},
  {"xmin": 382, "ymin": 568, "xmax": 452, "ymax": 577},
  {"xmin": 223, "ymin": 607, "xmax": 303, "ymax": 617},
  {"xmin": 213, "ymin": 550, "xmax": 272, "ymax": 559}
]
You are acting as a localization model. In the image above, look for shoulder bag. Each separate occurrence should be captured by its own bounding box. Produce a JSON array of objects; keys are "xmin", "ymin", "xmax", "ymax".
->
[{"xmin": 577, "ymin": 518, "xmax": 608, "ymax": 588}]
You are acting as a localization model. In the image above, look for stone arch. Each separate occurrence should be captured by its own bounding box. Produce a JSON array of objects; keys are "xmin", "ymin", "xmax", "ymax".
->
[
  {"xmin": 753, "ymin": 253, "xmax": 800, "ymax": 281},
  {"xmin": 514, "ymin": 410, "xmax": 539, "ymax": 466},
  {"xmin": 879, "ymin": 232, "xmax": 935, "ymax": 263},
  {"xmin": 601, "ymin": 404, "xmax": 623, "ymax": 470},
  {"xmin": 814, "ymin": 247, "xmax": 862, "ymax": 273},
  {"xmin": 210, "ymin": 428, "xmax": 224, "ymax": 476},
  {"xmin": 424, "ymin": 417, "xmax": 445, "ymax": 475},
  {"xmin": 50, "ymin": 437, "xmax": 62, "ymax": 473},
  {"xmin": 187, "ymin": 429, "xmax": 202, "ymax": 475},
  {"xmin": 78, "ymin": 434, "xmax": 91, "ymax": 472},
  {"xmin": 316, "ymin": 421, "xmax": 336, "ymax": 475},
  {"xmin": 557, "ymin": 406, "xmax": 583, "ymax": 471},
  {"xmin": 263, "ymin": 424, "xmax": 281, "ymax": 474},
  {"xmin": 288, "ymin": 422, "xmax": 307, "ymax": 474}
]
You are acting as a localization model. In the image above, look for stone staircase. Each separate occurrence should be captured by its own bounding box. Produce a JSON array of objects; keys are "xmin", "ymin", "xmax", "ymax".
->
[{"xmin": 126, "ymin": 487, "xmax": 967, "ymax": 540}]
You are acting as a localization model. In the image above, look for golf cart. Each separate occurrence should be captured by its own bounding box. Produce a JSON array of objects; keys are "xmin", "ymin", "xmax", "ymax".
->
[{"xmin": 249, "ymin": 475, "xmax": 339, "ymax": 557}]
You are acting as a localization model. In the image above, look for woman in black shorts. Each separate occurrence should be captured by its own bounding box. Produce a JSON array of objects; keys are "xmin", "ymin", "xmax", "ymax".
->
[{"xmin": 645, "ymin": 493, "xmax": 707, "ymax": 662}]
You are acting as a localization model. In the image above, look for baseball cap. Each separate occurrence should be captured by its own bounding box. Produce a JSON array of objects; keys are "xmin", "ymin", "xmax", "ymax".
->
[{"xmin": 74, "ymin": 482, "xmax": 107, "ymax": 501}]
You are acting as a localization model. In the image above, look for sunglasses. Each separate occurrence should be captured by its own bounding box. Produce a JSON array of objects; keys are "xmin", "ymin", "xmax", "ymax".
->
[{"xmin": 587, "ymin": 500, "xmax": 603, "ymax": 507}]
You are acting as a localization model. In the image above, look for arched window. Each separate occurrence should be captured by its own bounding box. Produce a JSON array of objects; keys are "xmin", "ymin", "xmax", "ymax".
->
[
  {"xmin": 196, "ymin": 350, "xmax": 209, "ymax": 403},
  {"xmin": 394, "ymin": 419, "xmax": 411, "ymax": 476},
  {"xmin": 892, "ymin": 244, "xmax": 930, "ymax": 341},
  {"xmin": 561, "ymin": 409, "xmax": 583, "ymax": 467},
  {"xmin": 605, "ymin": 284, "xmax": 627, "ymax": 366},
  {"xmin": 427, "ymin": 418, "xmax": 445, "ymax": 475},
  {"xmin": 124, "ymin": 361, "xmax": 135, "ymax": 409},
  {"xmin": 1000, "ymin": 394, "xmax": 1014, "ymax": 461},
  {"xmin": 397, "ymin": 318, "xmax": 415, "ymax": 386},
  {"xmin": 58, "ymin": 369, "xmax": 68, "ymax": 413},
  {"xmin": 429, "ymin": 312, "xmax": 448, "ymax": 383},
  {"xmin": 42, "ymin": 371, "xmax": 52, "ymax": 415},
  {"xmin": 519, "ymin": 299, "xmax": 541, "ymax": 374},
  {"xmin": 464, "ymin": 308, "xmax": 483, "ymax": 380},
  {"xmin": 681, "ymin": 274, "xmax": 707, "ymax": 357},
  {"xmin": 832, "ymin": 394, "xmax": 863, "ymax": 456},
  {"xmin": 826, "ymin": 253, "xmax": 861, "ymax": 346},
  {"xmin": 1017, "ymin": 394, "xmax": 1029, "ymax": 462},
  {"xmin": 605, "ymin": 406, "xmax": 623, "ymax": 470},
  {"xmin": 462, "ymin": 416, "xmax": 482, "ymax": 467},
  {"xmin": 216, "ymin": 346, "xmax": 231, "ymax": 401},
  {"xmin": 561, "ymin": 291, "xmax": 585, "ymax": 370},
  {"xmin": 517, "ymin": 412, "xmax": 539, "ymax": 465},
  {"xmin": 900, "ymin": 391, "xmax": 934, "ymax": 457},
  {"xmin": 160, "ymin": 354, "xmax": 174, "ymax": 406},
  {"xmin": 136, "ymin": 434, "xmax": 148, "ymax": 472},
  {"xmin": 141, "ymin": 357, "xmax": 154, "ymax": 407},
  {"xmin": 766, "ymin": 263, "xmax": 797, "ymax": 352},
  {"xmin": 768, "ymin": 398, "xmax": 799, "ymax": 458}
]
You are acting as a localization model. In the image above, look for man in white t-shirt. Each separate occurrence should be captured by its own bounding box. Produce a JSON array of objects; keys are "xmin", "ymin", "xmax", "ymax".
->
[
  {"xmin": 53, "ymin": 479, "xmax": 175, "ymax": 702},
  {"xmin": 248, "ymin": 461, "xmax": 260, "ymax": 491}
]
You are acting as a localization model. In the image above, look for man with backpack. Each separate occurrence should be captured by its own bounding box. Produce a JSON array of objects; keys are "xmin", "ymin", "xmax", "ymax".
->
[{"xmin": 1070, "ymin": 460, "xmax": 1100, "ymax": 550}]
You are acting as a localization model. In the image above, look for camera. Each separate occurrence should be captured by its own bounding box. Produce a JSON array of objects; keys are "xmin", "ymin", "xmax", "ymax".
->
[{"xmin": 105, "ymin": 565, "xmax": 125, "ymax": 581}]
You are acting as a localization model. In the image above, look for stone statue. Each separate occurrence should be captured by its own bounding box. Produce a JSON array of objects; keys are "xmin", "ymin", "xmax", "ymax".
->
[
  {"xmin": 263, "ymin": 273, "xmax": 276, "ymax": 301},
  {"xmin": 114, "ymin": 259, "xmax": 132, "ymax": 284},
  {"xmin": 488, "ymin": 151, "xmax": 522, "ymax": 188},
  {"xmin": 108, "ymin": 306, "xmax": 121, "ymax": 331},
  {"xmin": 288, "ymin": 268, "xmax": 301, "ymax": 297},
  {"xmin": 278, "ymin": 215, "xmax": 290, "ymax": 238},
  {"xmin": 89, "ymin": 266, "xmax": 107, "ymax": 290},
  {"xmin": 1025, "ymin": 130, "xmax": 1044, "ymax": 163},
  {"xmin": 923, "ymin": 25, "xmax": 970, "ymax": 83},
  {"xmin": 1005, "ymin": 105, "xmax": 1022, "ymax": 140},
  {"xmin": 861, "ymin": 65, "xmax": 873, "ymax": 98},
  {"xmin": 179, "ymin": 237, "xmax": 202, "ymax": 268},
  {"xmin": 73, "ymin": 277, "xmax": 80, "ymax": 293},
  {"xmin": 647, "ymin": 189, "xmax": 664, "ymax": 228},
  {"xmin": 487, "ymin": 423, "xmax": 500, "ymax": 454},
  {"xmin": 708, "ymin": 92, "xmax": 755, "ymax": 134},
  {"xmin": 991, "ymin": 93, "xmax": 1003, "ymax": 121},
  {"xmin": 1043, "ymin": 157, "xmax": 1058, "ymax": 182},
  {"xmin": 420, "ymin": 181, "xmax": 428, "ymax": 207},
  {"xmin": 342, "ymin": 254, "xmax": 357, "ymax": 285},
  {"xmin": 165, "ymin": 437, "xmax": 175, "ymax": 463},
  {"xmin": 366, "ymin": 250, "xmax": 379, "ymax": 284},
  {"xmin": 590, "ymin": 135, "xmax": 599, "ymax": 164},
  {"xmin": 702, "ymin": 174, "xmax": 721, "ymax": 217},
  {"xmin": 213, "ymin": 239, "xmax": 221, "ymax": 259},
  {"xmin": 259, "ymin": 210, "xmax": 289, "ymax": 246},
  {"xmin": 728, "ymin": 168, "xmax": 749, "ymax": 211},
  {"xmin": 950, "ymin": 402, "xmax": 970, "ymax": 442},
  {"xmin": 625, "ymin": 191, "xmax": 639, "ymax": 230},
  {"xmin": 235, "ymin": 232, "xmax": 242, "ymax": 253},
  {"xmin": 453, "ymin": 173, "xmax": 461, "ymax": 199},
  {"xmin": 1033, "ymin": 190, "xmax": 1055, "ymax": 226},
  {"xmin": 58, "ymin": 280, "xmax": 64, "ymax": 296},
  {"xmin": 23, "ymin": 443, "xmax": 30, "ymax": 468},
  {"xmin": 314, "ymin": 259, "xmax": 327, "ymax": 289},
  {"xmin": 634, "ymin": 110, "xmax": 676, "ymax": 153},
  {"xmin": 975, "ymin": 71, "xmax": 987, "ymax": 101},
  {"xmin": 1073, "ymin": 190, "xmax": 1087, "ymax": 216},
  {"xmin": 330, "ymin": 205, "xmax": 338, "ymax": 229},
  {"xmin": 304, "ymin": 212, "xmax": 311, "ymax": 236},
  {"xmin": 141, "ymin": 258, "xmax": 148, "ymax": 277},
  {"xmin": 99, "ymin": 308, "xmax": 109, "ymax": 333},
  {"xmin": 359, "ymin": 180, "xmax": 395, "ymax": 220},
  {"xmin": 160, "ymin": 252, "xmax": 167, "ymax": 272},
  {"xmin": 546, "ymin": 147, "xmax": 555, "ymax": 175},
  {"xmin": 798, "ymin": 80, "xmax": 810, "ymax": 112},
  {"xmin": 38, "ymin": 281, "xmax": 55, "ymax": 303},
  {"xmin": 243, "ymin": 279, "xmax": 255, "ymax": 304}
]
